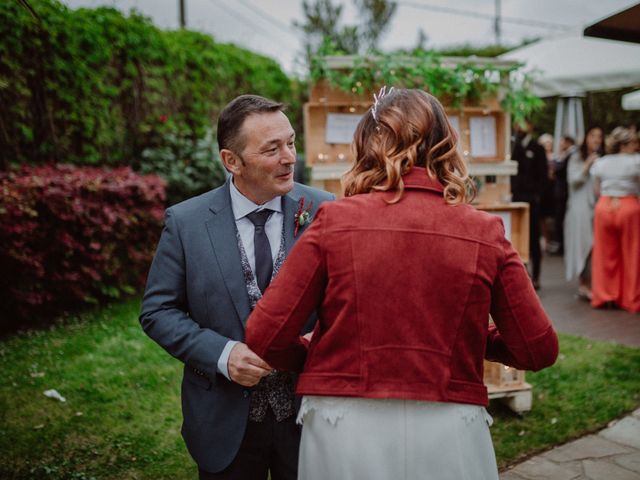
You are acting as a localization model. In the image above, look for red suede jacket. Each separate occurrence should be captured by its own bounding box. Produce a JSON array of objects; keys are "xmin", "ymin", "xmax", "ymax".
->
[{"xmin": 245, "ymin": 167, "xmax": 559, "ymax": 406}]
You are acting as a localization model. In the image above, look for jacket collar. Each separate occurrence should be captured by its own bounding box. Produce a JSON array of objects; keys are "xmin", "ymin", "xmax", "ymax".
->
[
  {"xmin": 402, "ymin": 166, "xmax": 445, "ymax": 194},
  {"xmin": 208, "ymin": 177, "xmax": 300, "ymax": 253}
]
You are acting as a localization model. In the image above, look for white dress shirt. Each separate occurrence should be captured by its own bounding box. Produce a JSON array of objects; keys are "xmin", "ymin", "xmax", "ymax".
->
[{"xmin": 217, "ymin": 180, "xmax": 284, "ymax": 380}]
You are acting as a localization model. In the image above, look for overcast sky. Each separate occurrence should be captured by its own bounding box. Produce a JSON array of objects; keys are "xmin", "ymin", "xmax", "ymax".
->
[{"xmin": 60, "ymin": 0, "xmax": 637, "ymax": 75}]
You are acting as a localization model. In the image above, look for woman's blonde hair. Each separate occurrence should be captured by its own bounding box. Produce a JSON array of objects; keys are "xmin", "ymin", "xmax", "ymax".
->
[
  {"xmin": 342, "ymin": 88, "xmax": 473, "ymax": 204},
  {"xmin": 606, "ymin": 126, "xmax": 637, "ymax": 154},
  {"xmin": 538, "ymin": 133, "xmax": 553, "ymax": 148}
]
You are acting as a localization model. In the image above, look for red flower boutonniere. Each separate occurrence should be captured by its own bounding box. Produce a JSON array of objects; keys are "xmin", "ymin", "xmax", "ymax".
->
[{"xmin": 294, "ymin": 197, "xmax": 314, "ymax": 237}]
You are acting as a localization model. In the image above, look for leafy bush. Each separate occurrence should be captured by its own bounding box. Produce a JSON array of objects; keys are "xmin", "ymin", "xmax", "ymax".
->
[
  {"xmin": 0, "ymin": 164, "xmax": 166, "ymax": 329},
  {"xmin": 0, "ymin": 0, "xmax": 295, "ymax": 169},
  {"xmin": 139, "ymin": 128, "xmax": 227, "ymax": 206}
]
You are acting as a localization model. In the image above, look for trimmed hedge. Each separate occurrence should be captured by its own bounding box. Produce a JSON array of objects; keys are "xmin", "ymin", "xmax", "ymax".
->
[
  {"xmin": 0, "ymin": 164, "xmax": 165, "ymax": 329},
  {"xmin": 0, "ymin": 0, "xmax": 296, "ymax": 169}
]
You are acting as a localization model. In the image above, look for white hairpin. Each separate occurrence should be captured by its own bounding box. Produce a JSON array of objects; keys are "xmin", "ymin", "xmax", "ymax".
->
[{"xmin": 371, "ymin": 86, "xmax": 394, "ymax": 123}]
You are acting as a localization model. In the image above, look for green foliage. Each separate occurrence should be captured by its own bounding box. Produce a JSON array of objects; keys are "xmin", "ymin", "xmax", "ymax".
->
[
  {"xmin": 431, "ymin": 44, "xmax": 513, "ymax": 58},
  {"xmin": 429, "ymin": 39, "xmax": 539, "ymax": 58},
  {"xmin": 295, "ymin": 0, "xmax": 397, "ymax": 66},
  {"xmin": 310, "ymin": 46, "xmax": 543, "ymax": 125},
  {"xmin": 139, "ymin": 129, "xmax": 226, "ymax": 206},
  {"xmin": 0, "ymin": 0, "xmax": 294, "ymax": 169},
  {"xmin": 1, "ymin": 309, "xmax": 639, "ymax": 478}
]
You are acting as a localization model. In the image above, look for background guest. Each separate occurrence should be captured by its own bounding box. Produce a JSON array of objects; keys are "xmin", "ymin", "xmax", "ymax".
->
[
  {"xmin": 538, "ymin": 133, "xmax": 556, "ymax": 254},
  {"xmin": 551, "ymin": 135, "xmax": 576, "ymax": 255},
  {"xmin": 564, "ymin": 126, "xmax": 604, "ymax": 300},
  {"xmin": 590, "ymin": 127, "xmax": 640, "ymax": 313},
  {"xmin": 511, "ymin": 120, "xmax": 548, "ymax": 289}
]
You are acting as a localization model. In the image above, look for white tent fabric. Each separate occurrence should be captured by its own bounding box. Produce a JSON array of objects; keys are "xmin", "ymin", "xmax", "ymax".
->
[
  {"xmin": 499, "ymin": 33, "xmax": 640, "ymax": 97},
  {"xmin": 622, "ymin": 89, "xmax": 640, "ymax": 110},
  {"xmin": 553, "ymin": 96, "xmax": 585, "ymax": 153}
]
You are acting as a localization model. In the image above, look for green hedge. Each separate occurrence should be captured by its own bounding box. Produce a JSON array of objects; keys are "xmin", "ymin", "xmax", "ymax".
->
[{"xmin": 0, "ymin": 0, "xmax": 297, "ymax": 169}]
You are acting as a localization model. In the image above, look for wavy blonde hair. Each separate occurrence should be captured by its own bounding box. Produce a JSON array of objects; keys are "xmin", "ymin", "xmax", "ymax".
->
[
  {"xmin": 606, "ymin": 126, "xmax": 638, "ymax": 154},
  {"xmin": 342, "ymin": 88, "xmax": 474, "ymax": 204}
]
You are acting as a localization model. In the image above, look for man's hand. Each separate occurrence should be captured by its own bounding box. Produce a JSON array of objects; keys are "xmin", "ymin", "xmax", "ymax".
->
[{"xmin": 228, "ymin": 343, "xmax": 272, "ymax": 387}]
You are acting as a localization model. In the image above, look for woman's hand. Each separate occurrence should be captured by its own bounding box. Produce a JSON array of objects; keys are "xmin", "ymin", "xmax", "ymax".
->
[{"xmin": 584, "ymin": 153, "xmax": 599, "ymax": 175}]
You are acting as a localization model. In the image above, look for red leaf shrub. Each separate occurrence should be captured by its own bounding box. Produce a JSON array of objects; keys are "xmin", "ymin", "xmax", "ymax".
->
[{"xmin": 0, "ymin": 164, "xmax": 166, "ymax": 329}]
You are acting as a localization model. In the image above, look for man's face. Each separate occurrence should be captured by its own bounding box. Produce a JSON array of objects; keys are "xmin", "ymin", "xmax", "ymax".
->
[{"xmin": 231, "ymin": 111, "xmax": 296, "ymax": 205}]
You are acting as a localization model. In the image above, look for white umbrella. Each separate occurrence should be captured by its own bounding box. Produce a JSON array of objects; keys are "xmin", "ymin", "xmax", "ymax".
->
[
  {"xmin": 500, "ymin": 32, "xmax": 640, "ymax": 148},
  {"xmin": 500, "ymin": 33, "xmax": 640, "ymax": 97},
  {"xmin": 622, "ymin": 89, "xmax": 640, "ymax": 110}
]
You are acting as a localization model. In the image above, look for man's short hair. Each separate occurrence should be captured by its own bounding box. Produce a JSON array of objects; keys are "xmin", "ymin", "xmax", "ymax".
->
[{"xmin": 217, "ymin": 95, "xmax": 285, "ymax": 154}]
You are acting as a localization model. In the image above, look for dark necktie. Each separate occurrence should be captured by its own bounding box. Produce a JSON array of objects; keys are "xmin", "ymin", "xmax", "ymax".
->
[{"xmin": 245, "ymin": 209, "xmax": 274, "ymax": 294}]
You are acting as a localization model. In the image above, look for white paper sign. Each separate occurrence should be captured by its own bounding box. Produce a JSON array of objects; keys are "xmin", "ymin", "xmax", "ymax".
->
[
  {"xmin": 448, "ymin": 115, "xmax": 460, "ymax": 136},
  {"xmin": 492, "ymin": 212, "xmax": 512, "ymax": 241},
  {"xmin": 325, "ymin": 113, "xmax": 363, "ymax": 144},
  {"xmin": 448, "ymin": 115, "xmax": 464, "ymax": 153},
  {"xmin": 469, "ymin": 116, "xmax": 497, "ymax": 158}
]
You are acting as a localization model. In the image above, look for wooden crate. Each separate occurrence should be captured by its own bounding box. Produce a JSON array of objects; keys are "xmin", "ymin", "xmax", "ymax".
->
[
  {"xmin": 304, "ymin": 102, "xmax": 509, "ymax": 167},
  {"xmin": 445, "ymin": 107, "xmax": 509, "ymax": 163},
  {"xmin": 303, "ymin": 69, "xmax": 516, "ymax": 205},
  {"xmin": 484, "ymin": 360, "xmax": 525, "ymax": 387},
  {"xmin": 475, "ymin": 203, "xmax": 530, "ymax": 263},
  {"xmin": 487, "ymin": 383, "xmax": 533, "ymax": 414}
]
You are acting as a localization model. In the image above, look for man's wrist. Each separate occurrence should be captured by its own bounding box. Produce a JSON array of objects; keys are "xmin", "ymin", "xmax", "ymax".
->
[{"xmin": 217, "ymin": 340, "xmax": 239, "ymax": 380}]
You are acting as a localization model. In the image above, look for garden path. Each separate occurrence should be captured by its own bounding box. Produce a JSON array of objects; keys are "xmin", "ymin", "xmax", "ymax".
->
[
  {"xmin": 536, "ymin": 255, "xmax": 640, "ymax": 347},
  {"xmin": 500, "ymin": 408, "xmax": 640, "ymax": 479}
]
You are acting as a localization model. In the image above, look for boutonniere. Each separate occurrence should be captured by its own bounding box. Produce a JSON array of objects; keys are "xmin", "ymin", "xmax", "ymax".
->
[{"xmin": 294, "ymin": 197, "xmax": 314, "ymax": 237}]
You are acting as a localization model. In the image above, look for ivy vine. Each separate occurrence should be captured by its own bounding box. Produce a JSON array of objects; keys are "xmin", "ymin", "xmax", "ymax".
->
[{"xmin": 310, "ymin": 44, "xmax": 543, "ymax": 126}]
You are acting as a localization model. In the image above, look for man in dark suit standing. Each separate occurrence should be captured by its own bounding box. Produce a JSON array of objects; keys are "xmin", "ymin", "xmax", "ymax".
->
[
  {"xmin": 140, "ymin": 95, "xmax": 333, "ymax": 479},
  {"xmin": 511, "ymin": 119, "xmax": 548, "ymax": 290}
]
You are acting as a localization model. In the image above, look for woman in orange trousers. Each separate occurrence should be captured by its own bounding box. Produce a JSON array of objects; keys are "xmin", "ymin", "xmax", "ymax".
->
[{"xmin": 590, "ymin": 127, "xmax": 640, "ymax": 313}]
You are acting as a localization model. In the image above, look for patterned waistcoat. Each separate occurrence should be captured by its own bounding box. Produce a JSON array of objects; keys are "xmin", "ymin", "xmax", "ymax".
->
[{"xmin": 236, "ymin": 226, "xmax": 296, "ymax": 422}]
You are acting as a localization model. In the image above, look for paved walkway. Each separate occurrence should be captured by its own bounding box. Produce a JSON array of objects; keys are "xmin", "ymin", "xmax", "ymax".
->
[
  {"xmin": 536, "ymin": 255, "xmax": 640, "ymax": 347},
  {"xmin": 501, "ymin": 408, "xmax": 640, "ymax": 479},
  {"xmin": 500, "ymin": 255, "xmax": 640, "ymax": 479}
]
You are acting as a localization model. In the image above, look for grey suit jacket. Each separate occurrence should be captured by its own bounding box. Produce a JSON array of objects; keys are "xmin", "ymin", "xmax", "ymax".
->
[{"xmin": 139, "ymin": 179, "xmax": 334, "ymax": 473}]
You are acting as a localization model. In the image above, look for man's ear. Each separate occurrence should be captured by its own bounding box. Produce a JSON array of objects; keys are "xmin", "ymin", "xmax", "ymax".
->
[{"xmin": 220, "ymin": 149, "xmax": 241, "ymax": 175}]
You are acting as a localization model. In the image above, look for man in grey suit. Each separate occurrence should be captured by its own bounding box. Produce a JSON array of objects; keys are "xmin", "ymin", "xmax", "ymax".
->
[{"xmin": 140, "ymin": 95, "xmax": 334, "ymax": 479}]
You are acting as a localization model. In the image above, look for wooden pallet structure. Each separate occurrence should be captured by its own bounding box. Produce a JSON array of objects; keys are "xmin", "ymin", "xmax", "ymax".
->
[{"xmin": 484, "ymin": 360, "xmax": 532, "ymax": 414}]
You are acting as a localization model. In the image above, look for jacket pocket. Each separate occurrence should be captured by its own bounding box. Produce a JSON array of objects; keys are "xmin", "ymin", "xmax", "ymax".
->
[{"xmin": 183, "ymin": 366, "xmax": 213, "ymax": 390}]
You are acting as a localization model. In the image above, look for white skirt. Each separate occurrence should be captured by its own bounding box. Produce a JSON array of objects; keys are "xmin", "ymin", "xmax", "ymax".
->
[{"xmin": 297, "ymin": 395, "xmax": 499, "ymax": 480}]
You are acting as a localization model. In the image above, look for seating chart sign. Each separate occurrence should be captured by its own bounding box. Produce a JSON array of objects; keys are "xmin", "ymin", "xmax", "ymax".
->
[
  {"xmin": 325, "ymin": 113, "xmax": 363, "ymax": 144},
  {"xmin": 469, "ymin": 116, "xmax": 497, "ymax": 158},
  {"xmin": 448, "ymin": 115, "xmax": 460, "ymax": 135}
]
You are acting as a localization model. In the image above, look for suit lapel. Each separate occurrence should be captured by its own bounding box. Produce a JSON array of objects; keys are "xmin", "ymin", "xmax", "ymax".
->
[
  {"xmin": 282, "ymin": 194, "xmax": 299, "ymax": 255},
  {"xmin": 205, "ymin": 181, "xmax": 250, "ymax": 326}
]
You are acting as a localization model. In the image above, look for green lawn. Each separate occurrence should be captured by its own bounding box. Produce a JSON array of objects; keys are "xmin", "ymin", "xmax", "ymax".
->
[{"xmin": 1, "ymin": 298, "xmax": 639, "ymax": 479}]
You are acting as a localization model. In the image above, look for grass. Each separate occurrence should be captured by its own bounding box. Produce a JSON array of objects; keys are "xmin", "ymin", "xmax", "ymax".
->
[{"xmin": 1, "ymin": 298, "xmax": 639, "ymax": 479}]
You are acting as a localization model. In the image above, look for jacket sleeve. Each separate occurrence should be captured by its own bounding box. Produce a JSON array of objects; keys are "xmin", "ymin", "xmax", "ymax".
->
[
  {"xmin": 245, "ymin": 205, "xmax": 328, "ymax": 372},
  {"xmin": 139, "ymin": 208, "xmax": 231, "ymax": 380},
  {"xmin": 486, "ymin": 234, "xmax": 559, "ymax": 371}
]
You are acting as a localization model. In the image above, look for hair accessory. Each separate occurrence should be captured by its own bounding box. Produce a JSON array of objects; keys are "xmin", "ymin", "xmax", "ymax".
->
[{"xmin": 371, "ymin": 86, "xmax": 394, "ymax": 123}]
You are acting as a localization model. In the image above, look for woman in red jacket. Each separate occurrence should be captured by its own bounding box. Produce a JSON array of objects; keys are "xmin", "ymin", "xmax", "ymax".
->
[{"xmin": 245, "ymin": 88, "xmax": 558, "ymax": 480}]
